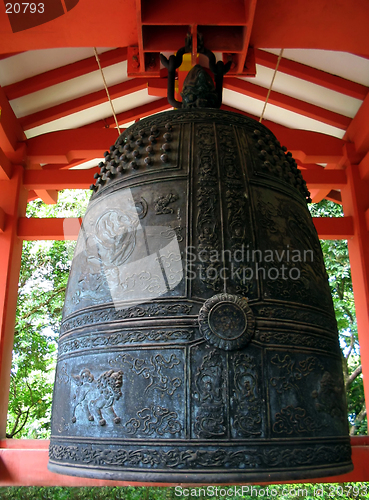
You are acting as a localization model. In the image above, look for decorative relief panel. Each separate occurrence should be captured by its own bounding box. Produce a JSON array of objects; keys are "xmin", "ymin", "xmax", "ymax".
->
[
  {"xmin": 231, "ymin": 352, "xmax": 262, "ymax": 438},
  {"xmin": 71, "ymin": 368, "xmax": 123, "ymax": 426},
  {"xmin": 253, "ymin": 304, "xmax": 337, "ymax": 335},
  {"xmin": 253, "ymin": 188, "xmax": 332, "ymax": 309},
  {"xmin": 58, "ymin": 328, "xmax": 195, "ymax": 356},
  {"xmin": 312, "ymin": 371, "xmax": 346, "ymax": 419},
  {"xmin": 217, "ymin": 124, "xmax": 256, "ymax": 297},
  {"xmin": 154, "ymin": 193, "xmax": 179, "ymax": 214},
  {"xmin": 254, "ymin": 329, "xmax": 336, "ymax": 353},
  {"xmin": 270, "ymin": 354, "xmax": 324, "ymax": 397},
  {"xmin": 64, "ymin": 189, "xmax": 142, "ymax": 316},
  {"xmin": 268, "ymin": 351, "xmax": 348, "ymax": 437},
  {"xmin": 109, "ymin": 352, "xmax": 182, "ymax": 396},
  {"xmin": 192, "ymin": 348, "xmax": 227, "ymax": 438},
  {"xmin": 49, "ymin": 441, "xmax": 351, "ymax": 471},
  {"xmin": 190, "ymin": 343, "xmax": 264, "ymax": 441},
  {"xmin": 61, "ymin": 302, "xmax": 194, "ymax": 335},
  {"xmin": 272, "ymin": 405, "xmax": 322, "ymax": 435},
  {"xmin": 55, "ymin": 349, "xmax": 185, "ymax": 439},
  {"xmin": 125, "ymin": 405, "xmax": 182, "ymax": 436},
  {"xmin": 194, "ymin": 123, "xmax": 222, "ymax": 293}
]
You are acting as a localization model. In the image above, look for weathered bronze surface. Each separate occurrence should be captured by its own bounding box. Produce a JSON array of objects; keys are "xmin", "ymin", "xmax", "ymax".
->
[{"xmin": 49, "ymin": 104, "xmax": 352, "ymax": 482}]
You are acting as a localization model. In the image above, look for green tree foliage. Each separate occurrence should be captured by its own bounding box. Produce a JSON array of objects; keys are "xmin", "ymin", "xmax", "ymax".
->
[
  {"xmin": 309, "ymin": 200, "xmax": 366, "ymax": 435},
  {"xmin": 6, "ymin": 190, "xmax": 90, "ymax": 438}
]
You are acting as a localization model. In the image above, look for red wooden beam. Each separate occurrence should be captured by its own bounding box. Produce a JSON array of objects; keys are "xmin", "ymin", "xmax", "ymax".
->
[
  {"xmin": 0, "ymin": 167, "xmax": 28, "ymax": 437},
  {"xmin": 18, "ymin": 217, "xmax": 82, "ymax": 240},
  {"xmin": 341, "ymin": 164, "xmax": 369, "ymax": 414},
  {"xmin": 23, "ymin": 169, "xmax": 98, "ymax": 190},
  {"xmin": 312, "ymin": 216, "xmax": 354, "ymax": 239},
  {"xmin": 20, "ymin": 79, "xmax": 149, "ymax": 131},
  {"xmin": 237, "ymin": 0, "xmax": 257, "ymax": 74},
  {"xmin": 325, "ymin": 190, "xmax": 342, "ymax": 204},
  {"xmin": 0, "ymin": 148, "xmax": 12, "ymax": 180},
  {"xmin": 0, "ymin": 207, "xmax": 6, "ymax": 233},
  {"xmin": 302, "ymin": 169, "xmax": 347, "ymax": 189},
  {"xmin": 147, "ymin": 79, "xmax": 168, "ymax": 98},
  {"xmin": 0, "ymin": 437, "xmax": 369, "ymax": 486},
  {"xmin": 26, "ymin": 128, "xmax": 118, "ymax": 164},
  {"xmin": 345, "ymin": 93, "xmax": 369, "ymax": 155},
  {"xmin": 42, "ymin": 159, "xmax": 92, "ymax": 171},
  {"xmin": 359, "ymin": 152, "xmax": 369, "ymax": 180},
  {"xmin": 3, "ymin": 48, "xmax": 128, "ymax": 101},
  {"xmin": 224, "ymin": 78, "xmax": 351, "ymax": 130},
  {"xmin": 254, "ymin": 49, "xmax": 368, "ymax": 101},
  {"xmin": 0, "ymin": 86, "xmax": 26, "ymax": 154},
  {"xmin": 0, "ymin": 52, "xmax": 25, "ymax": 60},
  {"xmin": 33, "ymin": 190, "xmax": 59, "ymax": 205},
  {"xmin": 250, "ymin": 0, "xmax": 369, "ymax": 56},
  {"xmin": 84, "ymin": 98, "xmax": 171, "ymax": 129},
  {"xmin": 26, "ymin": 190, "xmax": 38, "ymax": 202},
  {"xmin": 0, "ymin": 0, "xmax": 368, "ymax": 55}
]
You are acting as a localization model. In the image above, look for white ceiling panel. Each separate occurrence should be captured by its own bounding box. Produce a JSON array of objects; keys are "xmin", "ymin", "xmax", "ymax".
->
[
  {"xmin": 0, "ymin": 47, "xmax": 113, "ymax": 87},
  {"xmin": 10, "ymin": 61, "xmax": 129, "ymax": 118}
]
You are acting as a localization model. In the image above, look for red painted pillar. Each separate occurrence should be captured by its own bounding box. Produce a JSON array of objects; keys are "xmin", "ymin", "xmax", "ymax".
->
[
  {"xmin": 0, "ymin": 166, "xmax": 27, "ymax": 438},
  {"xmin": 341, "ymin": 159, "xmax": 369, "ymax": 429}
]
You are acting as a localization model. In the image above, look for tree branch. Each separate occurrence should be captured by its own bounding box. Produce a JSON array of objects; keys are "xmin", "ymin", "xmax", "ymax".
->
[
  {"xmin": 6, "ymin": 410, "xmax": 22, "ymax": 438},
  {"xmin": 18, "ymin": 286, "xmax": 66, "ymax": 322},
  {"xmin": 350, "ymin": 401, "xmax": 367, "ymax": 436},
  {"xmin": 346, "ymin": 364, "xmax": 362, "ymax": 389},
  {"xmin": 345, "ymin": 329, "xmax": 356, "ymax": 361}
]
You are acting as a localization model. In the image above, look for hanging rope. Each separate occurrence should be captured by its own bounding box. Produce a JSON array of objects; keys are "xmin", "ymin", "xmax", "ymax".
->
[
  {"xmin": 93, "ymin": 47, "xmax": 121, "ymax": 135},
  {"xmin": 259, "ymin": 48, "xmax": 284, "ymax": 123}
]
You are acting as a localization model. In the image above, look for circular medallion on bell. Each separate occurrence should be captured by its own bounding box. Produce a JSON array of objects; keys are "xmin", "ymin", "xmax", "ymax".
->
[{"xmin": 199, "ymin": 293, "xmax": 255, "ymax": 350}]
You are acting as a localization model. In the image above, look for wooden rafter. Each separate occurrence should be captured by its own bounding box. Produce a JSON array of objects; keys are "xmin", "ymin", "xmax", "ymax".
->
[
  {"xmin": 254, "ymin": 49, "xmax": 369, "ymax": 100},
  {"xmin": 83, "ymin": 98, "xmax": 171, "ymax": 129},
  {"xmin": 224, "ymin": 78, "xmax": 352, "ymax": 130},
  {"xmin": 19, "ymin": 79, "xmax": 149, "ymax": 131},
  {"xmin": 3, "ymin": 48, "xmax": 128, "ymax": 100},
  {"xmin": 26, "ymin": 128, "xmax": 118, "ymax": 164},
  {"xmin": 23, "ymin": 169, "xmax": 99, "ymax": 190},
  {"xmin": 345, "ymin": 92, "xmax": 369, "ymax": 155},
  {"xmin": 0, "ymin": 87, "xmax": 26, "ymax": 154}
]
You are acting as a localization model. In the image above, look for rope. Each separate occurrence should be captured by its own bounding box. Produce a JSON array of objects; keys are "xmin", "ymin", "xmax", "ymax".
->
[
  {"xmin": 259, "ymin": 48, "xmax": 284, "ymax": 123},
  {"xmin": 93, "ymin": 48, "xmax": 121, "ymax": 135}
]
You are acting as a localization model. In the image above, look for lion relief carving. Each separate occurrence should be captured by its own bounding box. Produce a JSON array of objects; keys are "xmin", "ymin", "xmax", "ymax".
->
[{"xmin": 71, "ymin": 368, "xmax": 123, "ymax": 426}]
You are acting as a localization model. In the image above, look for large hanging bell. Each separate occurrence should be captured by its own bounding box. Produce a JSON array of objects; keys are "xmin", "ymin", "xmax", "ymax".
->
[{"xmin": 48, "ymin": 64, "xmax": 352, "ymax": 482}]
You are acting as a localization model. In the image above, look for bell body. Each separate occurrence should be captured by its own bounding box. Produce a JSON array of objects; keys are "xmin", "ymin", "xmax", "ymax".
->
[{"xmin": 49, "ymin": 109, "xmax": 352, "ymax": 482}]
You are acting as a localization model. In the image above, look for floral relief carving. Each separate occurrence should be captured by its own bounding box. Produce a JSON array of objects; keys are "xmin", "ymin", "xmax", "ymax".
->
[{"xmin": 125, "ymin": 404, "xmax": 182, "ymax": 436}]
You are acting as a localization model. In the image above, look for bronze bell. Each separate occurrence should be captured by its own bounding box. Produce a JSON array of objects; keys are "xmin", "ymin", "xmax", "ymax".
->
[{"xmin": 48, "ymin": 61, "xmax": 352, "ymax": 482}]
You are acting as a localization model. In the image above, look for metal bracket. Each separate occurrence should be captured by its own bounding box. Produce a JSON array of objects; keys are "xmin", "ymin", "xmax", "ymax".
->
[{"xmin": 160, "ymin": 34, "xmax": 232, "ymax": 108}]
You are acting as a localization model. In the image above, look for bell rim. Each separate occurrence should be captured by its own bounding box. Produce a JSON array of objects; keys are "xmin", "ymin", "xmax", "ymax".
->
[{"xmin": 47, "ymin": 460, "xmax": 354, "ymax": 483}]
